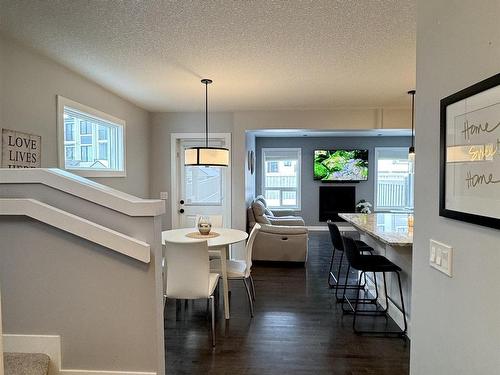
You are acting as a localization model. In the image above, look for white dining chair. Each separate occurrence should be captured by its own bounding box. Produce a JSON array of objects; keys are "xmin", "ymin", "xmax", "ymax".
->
[
  {"xmin": 209, "ymin": 223, "xmax": 260, "ymax": 317},
  {"xmin": 164, "ymin": 239, "xmax": 220, "ymax": 346}
]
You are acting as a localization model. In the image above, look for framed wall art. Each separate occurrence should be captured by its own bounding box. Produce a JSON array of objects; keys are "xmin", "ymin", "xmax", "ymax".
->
[{"xmin": 440, "ymin": 73, "xmax": 500, "ymax": 229}]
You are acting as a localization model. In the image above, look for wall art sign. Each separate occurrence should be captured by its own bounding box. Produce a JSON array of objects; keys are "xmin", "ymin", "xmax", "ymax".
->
[
  {"xmin": 1, "ymin": 128, "xmax": 42, "ymax": 168},
  {"xmin": 440, "ymin": 73, "xmax": 500, "ymax": 229}
]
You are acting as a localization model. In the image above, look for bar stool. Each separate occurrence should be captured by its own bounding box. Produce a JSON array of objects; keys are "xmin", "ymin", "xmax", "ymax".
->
[
  {"xmin": 341, "ymin": 236, "xmax": 407, "ymax": 336},
  {"xmin": 326, "ymin": 221, "xmax": 374, "ymax": 301}
]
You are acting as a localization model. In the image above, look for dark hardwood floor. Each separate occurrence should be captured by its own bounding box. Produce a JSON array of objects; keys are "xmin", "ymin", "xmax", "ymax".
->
[{"xmin": 164, "ymin": 232, "xmax": 410, "ymax": 374}]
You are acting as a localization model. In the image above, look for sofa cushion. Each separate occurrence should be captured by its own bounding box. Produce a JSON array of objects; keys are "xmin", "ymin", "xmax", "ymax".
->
[
  {"xmin": 251, "ymin": 200, "xmax": 271, "ymax": 224},
  {"xmin": 268, "ymin": 217, "xmax": 306, "ymax": 226}
]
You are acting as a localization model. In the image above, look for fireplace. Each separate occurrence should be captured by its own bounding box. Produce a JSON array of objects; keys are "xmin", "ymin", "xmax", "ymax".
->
[{"xmin": 319, "ymin": 186, "xmax": 356, "ymax": 222}]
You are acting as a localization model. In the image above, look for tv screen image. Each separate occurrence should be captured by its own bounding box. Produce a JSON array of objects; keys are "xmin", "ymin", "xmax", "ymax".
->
[{"xmin": 314, "ymin": 149, "xmax": 368, "ymax": 181}]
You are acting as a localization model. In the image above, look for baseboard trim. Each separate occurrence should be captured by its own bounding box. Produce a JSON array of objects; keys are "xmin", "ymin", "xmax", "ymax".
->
[
  {"xmin": 61, "ymin": 370, "xmax": 156, "ymax": 375},
  {"xmin": 2, "ymin": 334, "xmax": 157, "ymax": 375},
  {"xmin": 307, "ymin": 225, "xmax": 357, "ymax": 232},
  {"xmin": 306, "ymin": 226, "xmax": 328, "ymax": 231}
]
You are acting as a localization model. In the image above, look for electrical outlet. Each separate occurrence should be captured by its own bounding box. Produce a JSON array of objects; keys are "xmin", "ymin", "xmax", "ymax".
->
[
  {"xmin": 160, "ymin": 191, "xmax": 168, "ymax": 200},
  {"xmin": 429, "ymin": 239, "xmax": 453, "ymax": 277}
]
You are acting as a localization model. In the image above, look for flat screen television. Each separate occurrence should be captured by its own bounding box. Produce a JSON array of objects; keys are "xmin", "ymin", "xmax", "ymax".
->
[{"xmin": 314, "ymin": 149, "xmax": 368, "ymax": 181}]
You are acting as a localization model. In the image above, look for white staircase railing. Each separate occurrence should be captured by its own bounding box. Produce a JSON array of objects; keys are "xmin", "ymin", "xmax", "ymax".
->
[
  {"xmin": 0, "ymin": 198, "xmax": 151, "ymax": 263},
  {"xmin": 0, "ymin": 168, "xmax": 164, "ymax": 217}
]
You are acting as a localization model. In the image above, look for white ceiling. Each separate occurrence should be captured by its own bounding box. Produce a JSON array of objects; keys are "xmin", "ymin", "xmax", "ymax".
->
[{"xmin": 0, "ymin": 1, "xmax": 416, "ymax": 112}]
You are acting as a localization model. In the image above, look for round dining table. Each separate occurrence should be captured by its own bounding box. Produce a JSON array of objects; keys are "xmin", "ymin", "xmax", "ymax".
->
[{"xmin": 162, "ymin": 227, "xmax": 248, "ymax": 320}]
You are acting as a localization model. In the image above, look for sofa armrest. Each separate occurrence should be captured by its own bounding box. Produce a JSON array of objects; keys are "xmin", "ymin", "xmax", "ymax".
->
[
  {"xmin": 260, "ymin": 224, "xmax": 308, "ymax": 235},
  {"xmin": 267, "ymin": 216, "xmax": 305, "ymax": 226}
]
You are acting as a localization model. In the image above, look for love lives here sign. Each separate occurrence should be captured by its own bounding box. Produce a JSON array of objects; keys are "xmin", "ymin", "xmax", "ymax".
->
[{"xmin": 1, "ymin": 128, "xmax": 41, "ymax": 168}]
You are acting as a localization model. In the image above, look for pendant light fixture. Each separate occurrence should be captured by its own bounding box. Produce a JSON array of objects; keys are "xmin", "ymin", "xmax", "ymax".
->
[
  {"xmin": 184, "ymin": 79, "xmax": 230, "ymax": 167},
  {"xmin": 408, "ymin": 89, "xmax": 416, "ymax": 163}
]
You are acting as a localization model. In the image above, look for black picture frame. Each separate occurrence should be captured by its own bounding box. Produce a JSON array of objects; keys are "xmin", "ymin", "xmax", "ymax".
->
[{"xmin": 439, "ymin": 73, "xmax": 500, "ymax": 229}]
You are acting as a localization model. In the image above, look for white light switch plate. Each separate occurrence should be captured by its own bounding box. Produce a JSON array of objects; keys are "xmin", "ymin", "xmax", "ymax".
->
[{"xmin": 430, "ymin": 239, "xmax": 453, "ymax": 277}]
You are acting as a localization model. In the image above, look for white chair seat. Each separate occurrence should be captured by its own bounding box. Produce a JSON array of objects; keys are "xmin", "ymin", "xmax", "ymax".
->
[
  {"xmin": 209, "ymin": 273, "xmax": 220, "ymax": 295},
  {"xmin": 210, "ymin": 259, "xmax": 247, "ymax": 279}
]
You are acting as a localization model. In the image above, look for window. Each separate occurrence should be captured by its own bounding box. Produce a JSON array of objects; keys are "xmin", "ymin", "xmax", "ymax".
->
[
  {"xmin": 262, "ymin": 148, "xmax": 301, "ymax": 209},
  {"xmin": 58, "ymin": 96, "xmax": 125, "ymax": 177},
  {"xmin": 374, "ymin": 148, "xmax": 414, "ymax": 211}
]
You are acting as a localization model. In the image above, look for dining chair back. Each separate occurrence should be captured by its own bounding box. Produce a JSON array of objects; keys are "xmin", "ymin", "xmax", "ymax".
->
[
  {"xmin": 165, "ymin": 239, "xmax": 211, "ymax": 299},
  {"xmin": 244, "ymin": 223, "xmax": 261, "ymax": 278},
  {"xmin": 194, "ymin": 214, "xmax": 223, "ymax": 228}
]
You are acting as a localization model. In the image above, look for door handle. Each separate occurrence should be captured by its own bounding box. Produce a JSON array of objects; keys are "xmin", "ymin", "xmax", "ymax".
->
[{"xmin": 179, "ymin": 208, "xmax": 185, "ymax": 214}]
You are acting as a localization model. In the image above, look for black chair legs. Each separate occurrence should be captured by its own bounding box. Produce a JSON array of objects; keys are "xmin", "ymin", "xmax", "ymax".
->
[{"xmin": 343, "ymin": 270, "xmax": 407, "ymax": 337}]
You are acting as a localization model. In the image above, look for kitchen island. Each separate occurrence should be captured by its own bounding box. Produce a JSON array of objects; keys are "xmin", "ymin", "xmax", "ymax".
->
[{"xmin": 339, "ymin": 213, "xmax": 413, "ymax": 336}]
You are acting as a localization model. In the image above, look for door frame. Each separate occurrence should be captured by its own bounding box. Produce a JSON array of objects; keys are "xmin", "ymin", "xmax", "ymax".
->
[{"xmin": 170, "ymin": 133, "xmax": 232, "ymax": 229}]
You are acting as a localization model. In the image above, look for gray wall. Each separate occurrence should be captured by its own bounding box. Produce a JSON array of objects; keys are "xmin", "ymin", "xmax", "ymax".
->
[
  {"xmin": 0, "ymin": 34, "xmax": 151, "ymax": 198},
  {"xmin": 149, "ymin": 111, "xmax": 234, "ymax": 230},
  {"xmin": 0, "ymin": 184, "xmax": 165, "ymax": 373},
  {"xmin": 411, "ymin": 1, "xmax": 500, "ymax": 374},
  {"xmin": 255, "ymin": 136, "xmax": 411, "ymax": 225}
]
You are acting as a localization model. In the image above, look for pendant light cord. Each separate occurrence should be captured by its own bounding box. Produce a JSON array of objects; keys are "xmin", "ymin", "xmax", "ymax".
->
[
  {"xmin": 411, "ymin": 92, "xmax": 414, "ymax": 148},
  {"xmin": 408, "ymin": 90, "xmax": 416, "ymax": 148},
  {"xmin": 205, "ymin": 81, "xmax": 209, "ymax": 148}
]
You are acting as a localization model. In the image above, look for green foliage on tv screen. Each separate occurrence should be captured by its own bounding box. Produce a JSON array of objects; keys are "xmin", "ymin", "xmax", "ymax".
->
[{"xmin": 314, "ymin": 150, "xmax": 368, "ymax": 181}]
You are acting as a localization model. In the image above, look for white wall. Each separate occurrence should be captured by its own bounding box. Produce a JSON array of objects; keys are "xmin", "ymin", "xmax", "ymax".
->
[
  {"xmin": 0, "ymin": 34, "xmax": 151, "ymax": 197},
  {"xmin": 411, "ymin": 1, "xmax": 500, "ymax": 374},
  {"xmin": 150, "ymin": 111, "xmax": 234, "ymax": 229}
]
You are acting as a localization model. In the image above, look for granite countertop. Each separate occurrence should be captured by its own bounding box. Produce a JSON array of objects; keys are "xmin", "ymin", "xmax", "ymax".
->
[{"xmin": 338, "ymin": 213, "xmax": 413, "ymax": 247}]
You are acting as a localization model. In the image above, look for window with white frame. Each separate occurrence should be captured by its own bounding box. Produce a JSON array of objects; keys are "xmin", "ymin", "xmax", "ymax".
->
[
  {"xmin": 374, "ymin": 147, "xmax": 414, "ymax": 211},
  {"xmin": 262, "ymin": 148, "xmax": 301, "ymax": 209},
  {"xmin": 58, "ymin": 96, "xmax": 125, "ymax": 177}
]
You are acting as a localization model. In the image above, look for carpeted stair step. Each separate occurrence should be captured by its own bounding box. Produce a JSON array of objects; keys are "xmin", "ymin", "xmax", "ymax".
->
[{"xmin": 4, "ymin": 352, "xmax": 50, "ymax": 375}]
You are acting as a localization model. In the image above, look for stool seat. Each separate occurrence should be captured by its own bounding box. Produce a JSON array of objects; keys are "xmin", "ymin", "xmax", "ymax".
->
[
  {"xmin": 352, "ymin": 255, "xmax": 402, "ymax": 272},
  {"xmin": 355, "ymin": 239, "xmax": 372, "ymax": 249}
]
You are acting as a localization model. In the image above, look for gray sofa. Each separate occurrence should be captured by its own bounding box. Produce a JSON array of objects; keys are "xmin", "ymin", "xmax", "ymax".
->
[{"xmin": 247, "ymin": 196, "xmax": 308, "ymax": 262}]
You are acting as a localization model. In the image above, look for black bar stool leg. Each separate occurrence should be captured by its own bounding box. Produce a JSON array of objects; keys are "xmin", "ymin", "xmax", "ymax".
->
[
  {"xmin": 397, "ymin": 271, "xmax": 408, "ymax": 334},
  {"xmin": 352, "ymin": 271, "xmax": 365, "ymax": 333},
  {"xmin": 327, "ymin": 246, "xmax": 337, "ymax": 287}
]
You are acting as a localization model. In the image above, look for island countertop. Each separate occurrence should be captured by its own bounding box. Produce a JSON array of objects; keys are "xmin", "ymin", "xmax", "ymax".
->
[{"xmin": 338, "ymin": 213, "xmax": 413, "ymax": 247}]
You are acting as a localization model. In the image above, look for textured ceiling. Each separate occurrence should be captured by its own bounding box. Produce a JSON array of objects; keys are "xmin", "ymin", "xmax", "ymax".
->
[{"xmin": 0, "ymin": 0, "xmax": 416, "ymax": 112}]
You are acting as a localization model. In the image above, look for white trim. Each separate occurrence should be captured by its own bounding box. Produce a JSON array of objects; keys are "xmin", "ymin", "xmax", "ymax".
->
[
  {"xmin": 306, "ymin": 226, "xmax": 329, "ymax": 231},
  {"xmin": 57, "ymin": 95, "xmax": 126, "ymax": 178},
  {"xmin": 306, "ymin": 225, "xmax": 358, "ymax": 232},
  {"xmin": 61, "ymin": 370, "xmax": 156, "ymax": 375},
  {"xmin": 2, "ymin": 335, "xmax": 157, "ymax": 375},
  {"xmin": 0, "ymin": 198, "xmax": 150, "ymax": 263},
  {"xmin": 261, "ymin": 147, "xmax": 301, "ymax": 210},
  {"xmin": 0, "ymin": 168, "xmax": 164, "ymax": 216},
  {"xmin": 170, "ymin": 133, "xmax": 232, "ymax": 229}
]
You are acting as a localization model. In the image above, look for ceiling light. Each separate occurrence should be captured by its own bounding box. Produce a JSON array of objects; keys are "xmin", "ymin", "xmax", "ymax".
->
[{"xmin": 184, "ymin": 79, "xmax": 229, "ymax": 167}]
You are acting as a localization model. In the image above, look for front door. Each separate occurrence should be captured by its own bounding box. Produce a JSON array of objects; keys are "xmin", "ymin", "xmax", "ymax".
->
[{"xmin": 172, "ymin": 134, "xmax": 231, "ymax": 229}]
